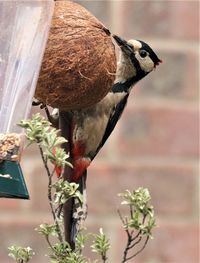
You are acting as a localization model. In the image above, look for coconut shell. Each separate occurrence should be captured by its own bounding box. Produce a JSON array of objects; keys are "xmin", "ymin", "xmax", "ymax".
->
[{"xmin": 35, "ymin": 1, "xmax": 116, "ymax": 111}]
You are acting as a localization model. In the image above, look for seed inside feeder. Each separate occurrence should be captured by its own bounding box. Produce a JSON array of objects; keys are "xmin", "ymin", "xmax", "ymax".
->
[{"xmin": 0, "ymin": 133, "xmax": 21, "ymax": 162}]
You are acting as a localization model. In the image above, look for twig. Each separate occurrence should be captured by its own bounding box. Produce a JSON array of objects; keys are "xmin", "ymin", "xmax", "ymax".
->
[
  {"xmin": 142, "ymin": 214, "xmax": 147, "ymax": 224},
  {"xmin": 117, "ymin": 209, "xmax": 126, "ymax": 226},
  {"xmin": 129, "ymin": 205, "xmax": 133, "ymax": 219},
  {"xmin": 122, "ymin": 228, "xmax": 132, "ymax": 262},
  {"xmin": 45, "ymin": 235, "xmax": 55, "ymax": 252},
  {"xmin": 125, "ymin": 236, "xmax": 150, "ymax": 262},
  {"xmin": 119, "ymin": 206, "xmax": 149, "ymax": 263},
  {"xmin": 127, "ymin": 236, "xmax": 142, "ymax": 250},
  {"xmin": 131, "ymin": 230, "xmax": 141, "ymax": 243},
  {"xmin": 102, "ymin": 254, "xmax": 107, "ymax": 263},
  {"xmin": 55, "ymin": 204, "xmax": 64, "ymax": 218},
  {"xmin": 118, "ymin": 209, "xmax": 132, "ymax": 263},
  {"xmin": 38, "ymin": 144, "xmax": 64, "ymax": 244}
]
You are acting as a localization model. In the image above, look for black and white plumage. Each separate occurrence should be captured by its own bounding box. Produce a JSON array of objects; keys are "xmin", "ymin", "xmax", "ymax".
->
[
  {"xmin": 71, "ymin": 36, "xmax": 161, "ymax": 181},
  {"xmin": 68, "ymin": 35, "xmax": 161, "ymax": 243},
  {"xmin": 32, "ymin": 35, "xmax": 161, "ymax": 246}
]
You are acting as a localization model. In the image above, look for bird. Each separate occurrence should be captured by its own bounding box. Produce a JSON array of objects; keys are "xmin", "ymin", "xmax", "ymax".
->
[
  {"xmin": 33, "ymin": 35, "xmax": 162, "ymax": 245},
  {"xmin": 67, "ymin": 35, "xmax": 162, "ymax": 243}
]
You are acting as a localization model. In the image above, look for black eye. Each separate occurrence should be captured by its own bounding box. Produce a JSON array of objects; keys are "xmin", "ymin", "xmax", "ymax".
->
[{"xmin": 139, "ymin": 50, "xmax": 148, "ymax": 58}]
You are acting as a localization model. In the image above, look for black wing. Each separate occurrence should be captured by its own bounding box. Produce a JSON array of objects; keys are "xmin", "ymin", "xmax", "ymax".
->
[{"xmin": 91, "ymin": 93, "xmax": 129, "ymax": 160}]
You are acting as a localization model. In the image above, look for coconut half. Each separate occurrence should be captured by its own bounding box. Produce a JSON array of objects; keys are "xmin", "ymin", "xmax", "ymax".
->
[{"xmin": 35, "ymin": 1, "xmax": 116, "ymax": 111}]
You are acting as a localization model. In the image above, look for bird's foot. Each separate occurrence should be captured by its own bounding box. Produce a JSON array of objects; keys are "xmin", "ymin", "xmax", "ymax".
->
[
  {"xmin": 32, "ymin": 97, "xmax": 42, "ymax": 107},
  {"xmin": 32, "ymin": 98, "xmax": 59, "ymax": 128}
]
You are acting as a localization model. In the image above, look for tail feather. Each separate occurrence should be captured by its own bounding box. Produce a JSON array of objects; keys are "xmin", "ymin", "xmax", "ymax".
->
[{"xmin": 70, "ymin": 170, "xmax": 87, "ymax": 244}]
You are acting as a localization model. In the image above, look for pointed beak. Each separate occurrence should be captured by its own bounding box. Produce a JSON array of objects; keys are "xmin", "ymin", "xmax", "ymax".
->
[
  {"xmin": 113, "ymin": 35, "xmax": 133, "ymax": 56},
  {"xmin": 154, "ymin": 59, "xmax": 163, "ymax": 68}
]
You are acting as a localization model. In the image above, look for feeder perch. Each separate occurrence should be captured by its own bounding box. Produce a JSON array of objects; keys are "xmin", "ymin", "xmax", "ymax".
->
[{"xmin": 0, "ymin": 0, "xmax": 54, "ymax": 199}]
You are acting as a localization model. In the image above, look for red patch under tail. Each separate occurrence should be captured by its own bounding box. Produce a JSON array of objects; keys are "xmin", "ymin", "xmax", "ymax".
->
[{"xmin": 72, "ymin": 158, "xmax": 91, "ymax": 182}]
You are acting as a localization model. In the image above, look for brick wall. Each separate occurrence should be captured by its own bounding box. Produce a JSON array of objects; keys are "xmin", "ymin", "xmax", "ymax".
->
[{"xmin": 0, "ymin": 1, "xmax": 199, "ymax": 263}]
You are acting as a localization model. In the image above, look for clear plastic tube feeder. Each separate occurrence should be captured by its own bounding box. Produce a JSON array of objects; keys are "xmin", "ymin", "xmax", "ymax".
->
[{"xmin": 0, "ymin": 0, "xmax": 54, "ymax": 198}]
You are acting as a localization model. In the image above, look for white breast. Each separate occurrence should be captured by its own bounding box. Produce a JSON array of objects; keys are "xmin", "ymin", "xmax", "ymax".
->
[{"xmin": 72, "ymin": 91, "xmax": 126, "ymax": 156}]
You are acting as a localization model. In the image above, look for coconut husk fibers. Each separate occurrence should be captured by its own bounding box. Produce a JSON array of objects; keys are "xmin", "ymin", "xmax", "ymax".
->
[{"xmin": 35, "ymin": 1, "xmax": 116, "ymax": 111}]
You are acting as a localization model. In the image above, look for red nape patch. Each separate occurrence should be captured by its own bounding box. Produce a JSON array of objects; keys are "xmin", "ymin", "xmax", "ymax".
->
[
  {"xmin": 72, "ymin": 141, "xmax": 86, "ymax": 159},
  {"xmin": 72, "ymin": 158, "xmax": 91, "ymax": 182}
]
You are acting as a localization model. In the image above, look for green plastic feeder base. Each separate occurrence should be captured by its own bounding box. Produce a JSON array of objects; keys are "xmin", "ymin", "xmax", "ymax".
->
[{"xmin": 0, "ymin": 160, "xmax": 29, "ymax": 199}]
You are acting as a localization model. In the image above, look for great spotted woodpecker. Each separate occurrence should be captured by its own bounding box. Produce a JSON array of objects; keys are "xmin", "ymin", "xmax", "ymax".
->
[
  {"xmin": 69, "ymin": 35, "xmax": 162, "ymax": 241},
  {"xmin": 33, "ymin": 35, "xmax": 162, "ymax": 243},
  {"xmin": 71, "ymin": 35, "xmax": 161, "ymax": 182},
  {"xmin": 34, "ymin": 35, "xmax": 161, "ymax": 243}
]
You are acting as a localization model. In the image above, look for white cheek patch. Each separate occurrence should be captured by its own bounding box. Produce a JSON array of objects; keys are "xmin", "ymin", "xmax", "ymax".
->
[
  {"xmin": 128, "ymin": 39, "xmax": 142, "ymax": 50},
  {"xmin": 135, "ymin": 52, "xmax": 154, "ymax": 73}
]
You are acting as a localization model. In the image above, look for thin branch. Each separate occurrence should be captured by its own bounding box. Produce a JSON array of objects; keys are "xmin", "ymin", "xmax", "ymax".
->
[
  {"xmin": 122, "ymin": 229, "xmax": 142, "ymax": 262},
  {"xmin": 120, "ymin": 205, "xmax": 150, "ymax": 263},
  {"xmin": 38, "ymin": 144, "xmax": 64, "ymax": 244},
  {"xmin": 118, "ymin": 209, "xmax": 134, "ymax": 263},
  {"xmin": 125, "ymin": 236, "xmax": 150, "ymax": 262},
  {"xmin": 101, "ymin": 253, "xmax": 107, "ymax": 263},
  {"xmin": 131, "ymin": 230, "xmax": 141, "ymax": 242},
  {"xmin": 38, "ymin": 144, "xmax": 51, "ymax": 178},
  {"xmin": 129, "ymin": 205, "xmax": 134, "ymax": 219},
  {"xmin": 45, "ymin": 235, "xmax": 55, "ymax": 252},
  {"xmin": 122, "ymin": 236, "xmax": 131, "ymax": 263},
  {"xmin": 122, "ymin": 229, "xmax": 132, "ymax": 262},
  {"xmin": 128, "ymin": 236, "xmax": 142, "ymax": 250},
  {"xmin": 118, "ymin": 209, "xmax": 132, "ymax": 240},
  {"xmin": 142, "ymin": 214, "xmax": 147, "ymax": 224},
  {"xmin": 55, "ymin": 204, "xmax": 64, "ymax": 218},
  {"xmin": 117, "ymin": 209, "xmax": 126, "ymax": 225},
  {"xmin": 48, "ymin": 167, "xmax": 55, "ymax": 206}
]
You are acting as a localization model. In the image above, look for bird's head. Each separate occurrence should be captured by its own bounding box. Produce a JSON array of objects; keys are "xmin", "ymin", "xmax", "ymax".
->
[{"xmin": 113, "ymin": 35, "xmax": 162, "ymax": 84}]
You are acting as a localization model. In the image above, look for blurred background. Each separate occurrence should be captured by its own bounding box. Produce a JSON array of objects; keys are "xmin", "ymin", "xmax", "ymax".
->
[{"xmin": 0, "ymin": 1, "xmax": 199, "ymax": 262}]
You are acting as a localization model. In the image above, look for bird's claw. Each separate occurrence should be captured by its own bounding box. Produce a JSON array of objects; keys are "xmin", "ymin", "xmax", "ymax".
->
[
  {"xmin": 32, "ymin": 98, "xmax": 42, "ymax": 107},
  {"xmin": 32, "ymin": 98, "xmax": 59, "ymax": 128}
]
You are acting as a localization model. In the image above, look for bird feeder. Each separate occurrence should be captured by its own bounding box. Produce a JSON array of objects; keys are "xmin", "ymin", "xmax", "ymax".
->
[{"xmin": 0, "ymin": 0, "xmax": 54, "ymax": 199}]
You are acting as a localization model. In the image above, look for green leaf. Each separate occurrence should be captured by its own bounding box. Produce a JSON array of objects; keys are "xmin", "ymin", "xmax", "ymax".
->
[
  {"xmin": 49, "ymin": 242, "xmax": 88, "ymax": 263},
  {"xmin": 19, "ymin": 113, "xmax": 51, "ymax": 144},
  {"xmin": 75, "ymin": 228, "xmax": 90, "ymax": 254},
  {"xmin": 119, "ymin": 187, "xmax": 156, "ymax": 237},
  {"xmin": 18, "ymin": 113, "xmax": 72, "ymax": 172},
  {"xmin": 91, "ymin": 228, "xmax": 110, "ymax": 261},
  {"xmin": 53, "ymin": 179, "xmax": 83, "ymax": 205},
  {"xmin": 8, "ymin": 246, "xmax": 34, "ymax": 263},
  {"xmin": 119, "ymin": 188, "xmax": 154, "ymax": 216},
  {"xmin": 36, "ymin": 223, "xmax": 58, "ymax": 237}
]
